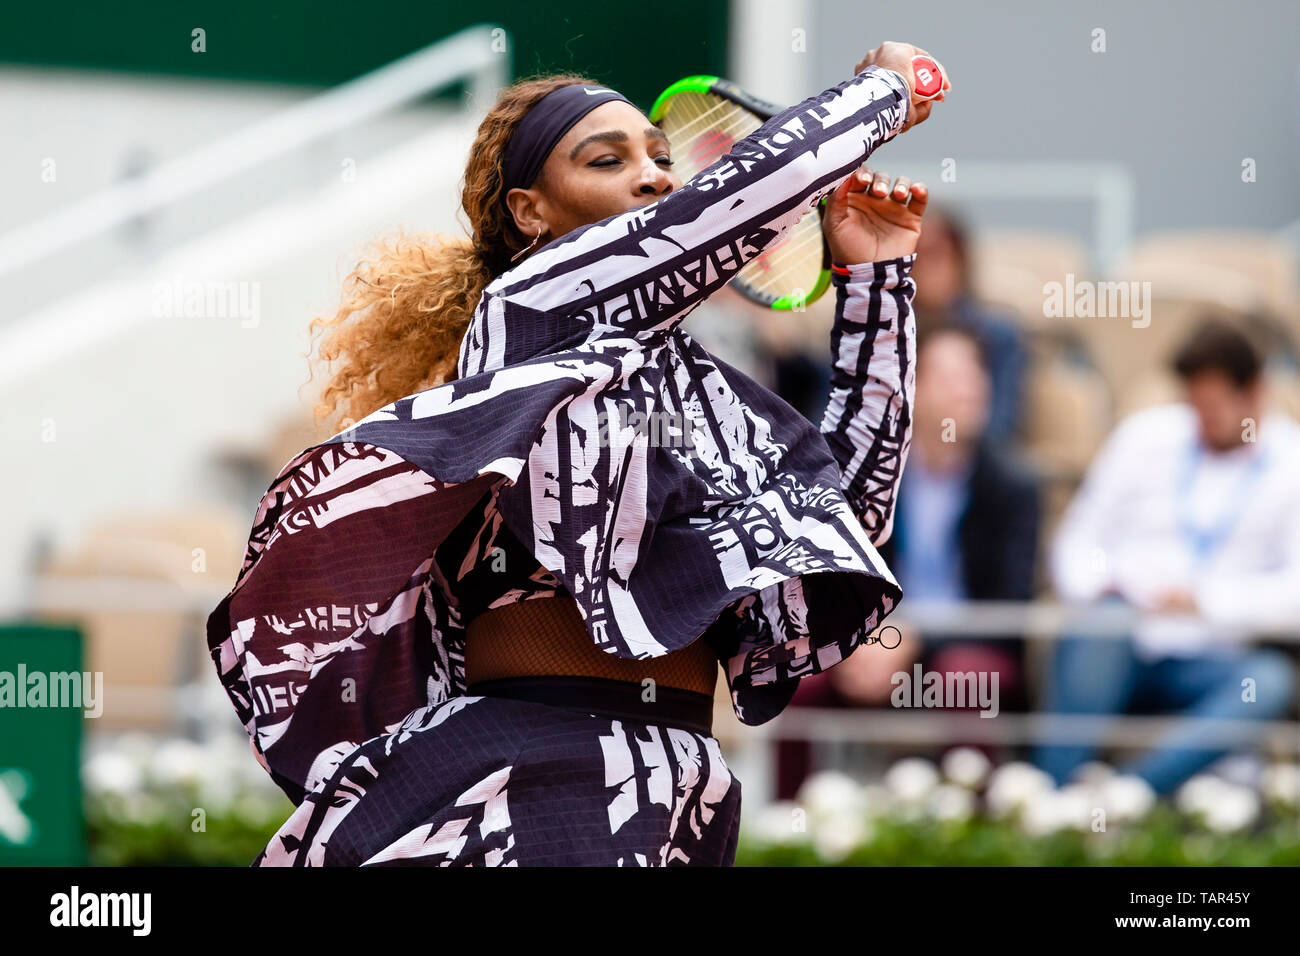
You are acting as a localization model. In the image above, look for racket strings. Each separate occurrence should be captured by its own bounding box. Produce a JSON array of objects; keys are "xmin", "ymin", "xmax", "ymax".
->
[
  {"xmin": 658, "ymin": 97, "xmax": 758, "ymax": 147},
  {"xmin": 659, "ymin": 90, "xmax": 828, "ymax": 306},
  {"xmin": 744, "ymin": 233, "xmax": 824, "ymax": 298}
]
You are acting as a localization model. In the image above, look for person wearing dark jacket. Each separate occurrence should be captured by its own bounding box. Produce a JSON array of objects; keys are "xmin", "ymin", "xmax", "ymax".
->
[
  {"xmin": 776, "ymin": 323, "xmax": 1040, "ymax": 799},
  {"xmin": 908, "ymin": 204, "xmax": 1027, "ymax": 444}
]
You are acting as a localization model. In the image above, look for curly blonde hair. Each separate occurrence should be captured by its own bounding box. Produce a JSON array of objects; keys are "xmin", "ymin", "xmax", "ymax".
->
[{"xmin": 304, "ymin": 71, "xmax": 601, "ymax": 435}]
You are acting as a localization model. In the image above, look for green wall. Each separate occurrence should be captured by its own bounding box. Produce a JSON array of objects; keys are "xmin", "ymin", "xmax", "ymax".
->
[{"xmin": 0, "ymin": 0, "xmax": 730, "ymax": 110}]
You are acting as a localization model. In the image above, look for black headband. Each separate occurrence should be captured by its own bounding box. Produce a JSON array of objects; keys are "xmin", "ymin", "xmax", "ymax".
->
[{"xmin": 500, "ymin": 83, "xmax": 634, "ymax": 214}]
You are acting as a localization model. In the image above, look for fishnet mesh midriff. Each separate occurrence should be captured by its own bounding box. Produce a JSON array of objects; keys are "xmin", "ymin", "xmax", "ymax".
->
[{"xmin": 464, "ymin": 593, "xmax": 719, "ymax": 695}]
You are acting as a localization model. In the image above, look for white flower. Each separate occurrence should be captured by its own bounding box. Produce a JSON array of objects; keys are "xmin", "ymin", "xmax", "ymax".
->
[
  {"xmin": 985, "ymin": 762, "xmax": 1055, "ymax": 819},
  {"xmin": 1260, "ymin": 763, "xmax": 1300, "ymax": 807},
  {"xmin": 114, "ymin": 732, "xmax": 157, "ymax": 766},
  {"xmin": 745, "ymin": 800, "xmax": 811, "ymax": 845},
  {"xmin": 1208, "ymin": 754, "xmax": 1263, "ymax": 789},
  {"xmin": 83, "ymin": 750, "xmax": 143, "ymax": 798},
  {"xmin": 232, "ymin": 791, "xmax": 284, "ymax": 826},
  {"xmin": 860, "ymin": 783, "xmax": 894, "ymax": 819},
  {"xmin": 927, "ymin": 784, "xmax": 975, "ymax": 822},
  {"xmin": 1177, "ymin": 776, "xmax": 1260, "ymax": 832},
  {"xmin": 941, "ymin": 747, "xmax": 991, "ymax": 789},
  {"xmin": 217, "ymin": 733, "xmax": 278, "ymax": 791},
  {"xmin": 796, "ymin": 770, "xmax": 866, "ymax": 819},
  {"xmin": 1175, "ymin": 774, "xmax": 1225, "ymax": 817},
  {"xmin": 1055, "ymin": 784, "xmax": 1096, "ymax": 831},
  {"xmin": 119, "ymin": 792, "xmax": 167, "ymax": 825},
  {"xmin": 1097, "ymin": 774, "xmax": 1156, "ymax": 823},
  {"xmin": 811, "ymin": 809, "xmax": 870, "ymax": 863},
  {"xmin": 1201, "ymin": 784, "xmax": 1260, "ymax": 833},
  {"xmin": 194, "ymin": 748, "xmax": 244, "ymax": 810},
  {"xmin": 884, "ymin": 757, "xmax": 940, "ymax": 803},
  {"xmin": 1017, "ymin": 786, "xmax": 1092, "ymax": 835},
  {"xmin": 1070, "ymin": 760, "xmax": 1116, "ymax": 787},
  {"xmin": 148, "ymin": 739, "xmax": 206, "ymax": 789},
  {"xmin": 1019, "ymin": 791, "xmax": 1065, "ymax": 836}
]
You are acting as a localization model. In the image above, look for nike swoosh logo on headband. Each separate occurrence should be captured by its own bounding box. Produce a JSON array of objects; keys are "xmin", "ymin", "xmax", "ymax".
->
[{"xmin": 583, "ymin": 87, "xmax": 614, "ymax": 95}]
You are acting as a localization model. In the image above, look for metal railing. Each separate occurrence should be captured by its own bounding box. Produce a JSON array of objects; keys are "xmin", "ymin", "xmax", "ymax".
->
[
  {"xmin": 0, "ymin": 24, "xmax": 509, "ymax": 283},
  {"xmin": 890, "ymin": 598, "xmax": 1300, "ymax": 642},
  {"xmin": 23, "ymin": 583, "xmax": 1300, "ymax": 640},
  {"xmin": 904, "ymin": 160, "xmax": 1137, "ymax": 275},
  {"xmin": 13, "ymin": 581, "xmax": 1299, "ymax": 798},
  {"xmin": 16, "ymin": 582, "xmax": 1299, "ymax": 709},
  {"xmin": 758, "ymin": 710, "xmax": 1299, "ymax": 750}
]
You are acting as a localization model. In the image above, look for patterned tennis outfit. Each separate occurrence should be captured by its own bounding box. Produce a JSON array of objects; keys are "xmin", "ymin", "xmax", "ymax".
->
[{"xmin": 206, "ymin": 64, "xmax": 918, "ymax": 866}]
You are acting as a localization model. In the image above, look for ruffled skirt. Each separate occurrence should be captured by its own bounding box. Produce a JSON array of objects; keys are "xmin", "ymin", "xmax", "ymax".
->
[{"xmin": 252, "ymin": 686, "xmax": 742, "ymax": 867}]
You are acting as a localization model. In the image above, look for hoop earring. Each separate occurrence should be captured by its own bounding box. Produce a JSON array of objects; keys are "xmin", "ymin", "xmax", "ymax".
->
[{"xmin": 509, "ymin": 226, "xmax": 541, "ymax": 263}]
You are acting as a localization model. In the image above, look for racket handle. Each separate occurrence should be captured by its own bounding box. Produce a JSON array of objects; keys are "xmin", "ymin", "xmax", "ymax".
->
[{"xmin": 911, "ymin": 54, "xmax": 945, "ymax": 101}]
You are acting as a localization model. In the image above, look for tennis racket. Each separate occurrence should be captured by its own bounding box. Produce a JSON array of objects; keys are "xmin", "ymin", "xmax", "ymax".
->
[{"xmin": 649, "ymin": 57, "xmax": 944, "ymax": 312}]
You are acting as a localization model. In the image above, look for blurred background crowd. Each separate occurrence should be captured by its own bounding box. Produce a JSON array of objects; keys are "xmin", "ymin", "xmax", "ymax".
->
[
  {"xmin": 692, "ymin": 206, "xmax": 1300, "ymax": 804},
  {"xmin": 2, "ymin": 0, "xmax": 1297, "ymax": 864}
]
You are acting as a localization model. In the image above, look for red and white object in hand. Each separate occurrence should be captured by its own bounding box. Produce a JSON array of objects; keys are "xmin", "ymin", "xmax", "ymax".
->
[{"xmin": 911, "ymin": 54, "xmax": 946, "ymax": 100}]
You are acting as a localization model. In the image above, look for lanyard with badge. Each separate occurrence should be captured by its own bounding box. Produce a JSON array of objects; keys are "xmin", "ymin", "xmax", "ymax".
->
[{"xmin": 1175, "ymin": 437, "xmax": 1271, "ymax": 565}]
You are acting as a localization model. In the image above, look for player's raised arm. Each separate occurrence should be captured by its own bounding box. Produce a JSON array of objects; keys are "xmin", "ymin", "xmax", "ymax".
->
[
  {"xmin": 462, "ymin": 44, "xmax": 948, "ymax": 372},
  {"xmin": 819, "ymin": 169, "xmax": 928, "ymax": 545}
]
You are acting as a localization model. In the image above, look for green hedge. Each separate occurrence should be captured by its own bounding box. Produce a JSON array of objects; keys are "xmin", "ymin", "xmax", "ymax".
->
[
  {"xmin": 85, "ymin": 791, "xmax": 1300, "ymax": 866},
  {"xmin": 85, "ymin": 787, "xmax": 294, "ymax": 867},
  {"xmin": 735, "ymin": 804, "xmax": 1300, "ymax": 866}
]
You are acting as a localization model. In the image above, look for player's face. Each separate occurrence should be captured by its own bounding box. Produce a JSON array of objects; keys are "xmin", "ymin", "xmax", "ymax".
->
[{"xmin": 515, "ymin": 101, "xmax": 683, "ymax": 242}]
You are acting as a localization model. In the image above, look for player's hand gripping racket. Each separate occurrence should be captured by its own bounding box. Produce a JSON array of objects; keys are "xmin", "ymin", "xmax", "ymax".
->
[{"xmin": 649, "ymin": 55, "xmax": 946, "ymax": 311}]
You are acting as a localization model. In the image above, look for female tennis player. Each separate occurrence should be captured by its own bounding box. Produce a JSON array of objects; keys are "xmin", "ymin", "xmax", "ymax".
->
[{"xmin": 206, "ymin": 40, "xmax": 949, "ymax": 866}]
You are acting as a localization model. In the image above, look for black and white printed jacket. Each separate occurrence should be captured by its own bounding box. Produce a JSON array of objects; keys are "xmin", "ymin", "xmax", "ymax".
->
[{"xmin": 207, "ymin": 65, "xmax": 917, "ymax": 804}]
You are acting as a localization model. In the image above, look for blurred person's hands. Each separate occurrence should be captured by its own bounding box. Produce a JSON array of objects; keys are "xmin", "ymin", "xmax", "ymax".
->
[
  {"xmin": 829, "ymin": 621, "xmax": 923, "ymax": 705},
  {"xmin": 1146, "ymin": 586, "xmax": 1200, "ymax": 615},
  {"xmin": 823, "ymin": 168, "xmax": 928, "ymax": 265},
  {"xmin": 855, "ymin": 41, "xmax": 951, "ymax": 131}
]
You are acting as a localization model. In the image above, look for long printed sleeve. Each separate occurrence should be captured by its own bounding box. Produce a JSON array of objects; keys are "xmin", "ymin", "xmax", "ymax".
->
[
  {"xmin": 818, "ymin": 254, "xmax": 917, "ymax": 546},
  {"xmin": 460, "ymin": 66, "xmax": 911, "ymax": 376}
]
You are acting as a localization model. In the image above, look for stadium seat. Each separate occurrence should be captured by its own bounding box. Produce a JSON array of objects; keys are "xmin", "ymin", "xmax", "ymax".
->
[
  {"xmin": 1078, "ymin": 295, "xmax": 1215, "ymax": 406},
  {"xmin": 970, "ymin": 229, "xmax": 1093, "ymax": 332},
  {"xmin": 1113, "ymin": 367, "xmax": 1184, "ymax": 419},
  {"xmin": 1265, "ymin": 365, "xmax": 1300, "ymax": 420},
  {"xmin": 1118, "ymin": 230, "xmax": 1300, "ymax": 333},
  {"xmin": 1021, "ymin": 346, "xmax": 1113, "ymax": 479},
  {"xmin": 1020, "ymin": 345, "xmax": 1113, "ymax": 557},
  {"xmin": 1070, "ymin": 232, "xmax": 1298, "ymax": 401}
]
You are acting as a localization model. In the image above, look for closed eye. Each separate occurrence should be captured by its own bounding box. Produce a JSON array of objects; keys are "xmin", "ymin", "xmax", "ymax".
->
[{"xmin": 590, "ymin": 157, "xmax": 675, "ymax": 168}]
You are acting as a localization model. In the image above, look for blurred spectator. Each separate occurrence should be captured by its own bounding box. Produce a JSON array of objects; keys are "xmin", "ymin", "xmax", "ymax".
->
[
  {"xmin": 879, "ymin": 323, "xmax": 1040, "ymax": 699},
  {"xmin": 762, "ymin": 205, "xmax": 1030, "ymax": 434},
  {"xmin": 909, "ymin": 204, "xmax": 1028, "ymax": 444},
  {"xmin": 1032, "ymin": 316, "xmax": 1300, "ymax": 794},
  {"xmin": 775, "ymin": 324, "xmax": 1040, "ymax": 798}
]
